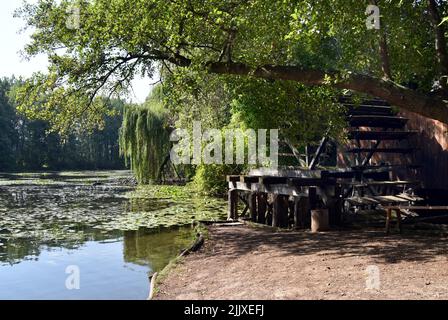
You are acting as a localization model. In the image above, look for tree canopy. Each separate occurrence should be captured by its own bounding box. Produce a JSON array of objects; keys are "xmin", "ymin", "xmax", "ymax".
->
[
  {"xmin": 0, "ymin": 77, "xmax": 125, "ymax": 171},
  {"xmin": 15, "ymin": 0, "xmax": 448, "ymax": 127}
]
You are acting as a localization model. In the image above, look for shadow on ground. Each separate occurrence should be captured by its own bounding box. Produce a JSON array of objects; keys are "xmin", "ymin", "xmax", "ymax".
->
[{"xmin": 209, "ymin": 225, "xmax": 448, "ymax": 264}]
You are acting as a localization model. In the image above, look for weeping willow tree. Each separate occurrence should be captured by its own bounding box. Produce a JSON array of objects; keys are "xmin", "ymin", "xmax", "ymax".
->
[{"xmin": 119, "ymin": 87, "xmax": 172, "ymax": 184}]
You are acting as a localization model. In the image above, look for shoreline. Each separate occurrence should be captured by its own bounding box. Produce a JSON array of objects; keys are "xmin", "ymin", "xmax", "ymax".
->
[{"xmin": 154, "ymin": 223, "xmax": 448, "ymax": 300}]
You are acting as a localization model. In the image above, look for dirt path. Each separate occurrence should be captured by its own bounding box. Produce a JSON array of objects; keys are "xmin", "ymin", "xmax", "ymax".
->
[{"xmin": 155, "ymin": 224, "xmax": 448, "ymax": 300}]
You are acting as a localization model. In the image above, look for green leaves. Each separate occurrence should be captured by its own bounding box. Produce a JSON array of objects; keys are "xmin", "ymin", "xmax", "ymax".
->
[
  {"xmin": 119, "ymin": 86, "xmax": 172, "ymax": 184},
  {"xmin": 14, "ymin": 0, "xmax": 443, "ymax": 131}
]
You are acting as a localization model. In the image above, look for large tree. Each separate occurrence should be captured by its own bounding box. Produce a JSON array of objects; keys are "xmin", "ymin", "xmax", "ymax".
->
[{"xmin": 15, "ymin": 0, "xmax": 448, "ymax": 127}]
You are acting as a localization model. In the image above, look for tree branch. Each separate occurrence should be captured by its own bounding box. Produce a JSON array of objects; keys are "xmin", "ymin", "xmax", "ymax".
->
[{"xmin": 207, "ymin": 62, "xmax": 448, "ymax": 123}]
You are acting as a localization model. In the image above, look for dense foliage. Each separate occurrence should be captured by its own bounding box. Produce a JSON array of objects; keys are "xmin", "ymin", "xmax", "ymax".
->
[
  {"xmin": 14, "ymin": 0, "xmax": 448, "ymax": 125},
  {"xmin": 9, "ymin": 0, "xmax": 448, "ymax": 191},
  {"xmin": 119, "ymin": 86, "xmax": 172, "ymax": 183},
  {"xmin": 0, "ymin": 77, "xmax": 125, "ymax": 172}
]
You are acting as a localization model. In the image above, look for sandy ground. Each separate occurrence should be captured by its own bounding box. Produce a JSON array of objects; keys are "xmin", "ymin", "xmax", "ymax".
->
[{"xmin": 155, "ymin": 224, "xmax": 448, "ymax": 300}]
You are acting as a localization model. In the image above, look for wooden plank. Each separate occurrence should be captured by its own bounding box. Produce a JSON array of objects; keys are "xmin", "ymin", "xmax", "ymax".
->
[
  {"xmin": 346, "ymin": 180, "xmax": 420, "ymax": 188},
  {"xmin": 361, "ymin": 140, "xmax": 382, "ymax": 167},
  {"xmin": 309, "ymin": 135, "xmax": 329, "ymax": 170},
  {"xmin": 287, "ymin": 177, "xmax": 333, "ymax": 187},
  {"xmin": 248, "ymin": 168, "xmax": 321, "ymax": 178},
  {"xmin": 372, "ymin": 195, "xmax": 410, "ymax": 205},
  {"xmin": 346, "ymin": 196, "xmax": 380, "ymax": 206},
  {"xmin": 384, "ymin": 205, "xmax": 448, "ymax": 210},
  {"xmin": 344, "ymin": 105, "xmax": 393, "ymax": 116},
  {"xmin": 350, "ymin": 164, "xmax": 422, "ymax": 170},
  {"xmin": 346, "ymin": 148, "xmax": 415, "ymax": 154},
  {"xmin": 348, "ymin": 115, "xmax": 409, "ymax": 129},
  {"xmin": 259, "ymin": 176, "xmax": 288, "ymax": 185},
  {"xmin": 348, "ymin": 115, "xmax": 408, "ymax": 128},
  {"xmin": 227, "ymin": 175, "xmax": 240, "ymax": 182},
  {"xmin": 348, "ymin": 130, "xmax": 418, "ymax": 141},
  {"xmin": 240, "ymin": 176, "xmax": 260, "ymax": 183},
  {"xmin": 395, "ymin": 193, "xmax": 424, "ymax": 201},
  {"xmin": 322, "ymin": 170, "xmax": 389, "ymax": 181},
  {"xmin": 229, "ymin": 181, "xmax": 307, "ymax": 197}
]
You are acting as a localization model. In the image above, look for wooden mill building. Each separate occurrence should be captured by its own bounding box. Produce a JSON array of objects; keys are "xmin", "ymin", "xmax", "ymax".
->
[{"xmin": 227, "ymin": 97, "xmax": 448, "ymax": 232}]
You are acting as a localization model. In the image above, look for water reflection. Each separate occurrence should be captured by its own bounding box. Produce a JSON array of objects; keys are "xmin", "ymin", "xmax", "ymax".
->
[
  {"xmin": 123, "ymin": 228, "xmax": 194, "ymax": 271},
  {"xmin": 0, "ymin": 171, "xmax": 217, "ymax": 299}
]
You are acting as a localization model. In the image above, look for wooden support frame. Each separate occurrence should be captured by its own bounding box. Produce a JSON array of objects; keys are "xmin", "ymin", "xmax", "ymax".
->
[
  {"xmin": 385, "ymin": 207, "xmax": 402, "ymax": 235},
  {"xmin": 309, "ymin": 134, "xmax": 329, "ymax": 170},
  {"xmin": 384, "ymin": 205, "xmax": 448, "ymax": 234},
  {"xmin": 272, "ymin": 195, "xmax": 289, "ymax": 228},
  {"xmin": 257, "ymin": 192, "xmax": 267, "ymax": 224},
  {"xmin": 228, "ymin": 189, "xmax": 238, "ymax": 220},
  {"xmin": 249, "ymin": 192, "xmax": 257, "ymax": 222},
  {"xmin": 361, "ymin": 140, "xmax": 382, "ymax": 167}
]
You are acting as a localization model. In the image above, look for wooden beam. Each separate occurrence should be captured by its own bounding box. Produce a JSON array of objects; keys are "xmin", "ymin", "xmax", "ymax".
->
[
  {"xmin": 346, "ymin": 148, "xmax": 415, "ymax": 154},
  {"xmin": 249, "ymin": 192, "xmax": 257, "ymax": 222},
  {"xmin": 280, "ymin": 196, "xmax": 290, "ymax": 228},
  {"xmin": 229, "ymin": 181, "xmax": 307, "ymax": 197},
  {"xmin": 259, "ymin": 176, "xmax": 288, "ymax": 185},
  {"xmin": 309, "ymin": 134, "xmax": 329, "ymax": 170},
  {"xmin": 257, "ymin": 192, "xmax": 267, "ymax": 224},
  {"xmin": 361, "ymin": 140, "xmax": 382, "ymax": 167},
  {"xmin": 240, "ymin": 176, "xmax": 260, "ymax": 183},
  {"xmin": 309, "ymin": 187, "xmax": 318, "ymax": 210},
  {"xmin": 272, "ymin": 194, "xmax": 280, "ymax": 227},
  {"xmin": 348, "ymin": 130, "xmax": 418, "ymax": 141},
  {"xmin": 348, "ymin": 115, "xmax": 408, "ymax": 128},
  {"xmin": 288, "ymin": 177, "xmax": 335, "ymax": 187},
  {"xmin": 293, "ymin": 197, "xmax": 301, "ymax": 229},
  {"xmin": 228, "ymin": 189, "xmax": 238, "ymax": 220},
  {"xmin": 226, "ymin": 175, "xmax": 240, "ymax": 182}
]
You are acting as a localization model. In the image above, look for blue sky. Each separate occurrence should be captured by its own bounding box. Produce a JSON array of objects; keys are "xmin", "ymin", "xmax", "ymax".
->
[{"xmin": 0, "ymin": 0, "xmax": 154, "ymax": 103}]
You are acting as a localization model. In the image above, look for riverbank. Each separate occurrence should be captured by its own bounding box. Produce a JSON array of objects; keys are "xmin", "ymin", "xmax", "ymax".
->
[{"xmin": 155, "ymin": 224, "xmax": 448, "ymax": 300}]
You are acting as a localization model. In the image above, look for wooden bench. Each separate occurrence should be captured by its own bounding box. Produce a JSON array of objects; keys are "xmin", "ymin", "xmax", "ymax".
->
[{"xmin": 384, "ymin": 206, "xmax": 448, "ymax": 234}]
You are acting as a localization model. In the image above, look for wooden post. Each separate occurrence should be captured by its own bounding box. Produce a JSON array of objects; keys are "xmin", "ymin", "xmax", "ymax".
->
[
  {"xmin": 249, "ymin": 192, "xmax": 257, "ymax": 222},
  {"xmin": 273, "ymin": 195, "xmax": 289, "ymax": 228},
  {"xmin": 228, "ymin": 189, "xmax": 238, "ymax": 220},
  {"xmin": 280, "ymin": 196, "xmax": 290, "ymax": 228},
  {"xmin": 331, "ymin": 184, "xmax": 342, "ymax": 226},
  {"xmin": 385, "ymin": 208, "xmax": 392, "ymax": 234},
  {"xmin": 288, "ymin": 198, "xmax": 295, "ymax": 227},
  {"xmin": 272, "ymin": 194, "xmax": 280, "ymax": 227},
  {"xmin": 396, "ymin": 209, "xmax": 402, "ymax": 233},
  {"xmin": 311, "ymin": 209, "xmax": 330, "ymax": 232},
  {"xmin": 309, "ymin": 187, "xmax": 317, "ymax": 210},
  {"xmin": 257, "ymin": 192, "xmax": 267, "ymax": 224},
  {"xmin": 299, "ymin": 196, "xmax": 310, "ymax": 228},
  {"xmin": 266, "ymin": 203, "xmax": 273, "ymax": 226},
  {"xmin": 294, "ymin": 197, "xmax": 301, "ymax": 229}
]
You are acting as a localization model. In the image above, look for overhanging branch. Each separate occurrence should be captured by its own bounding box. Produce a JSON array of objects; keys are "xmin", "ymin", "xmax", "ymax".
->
[{"xmin": 206, "ymin": 61, "xmax": 448, "ymax": 124}]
